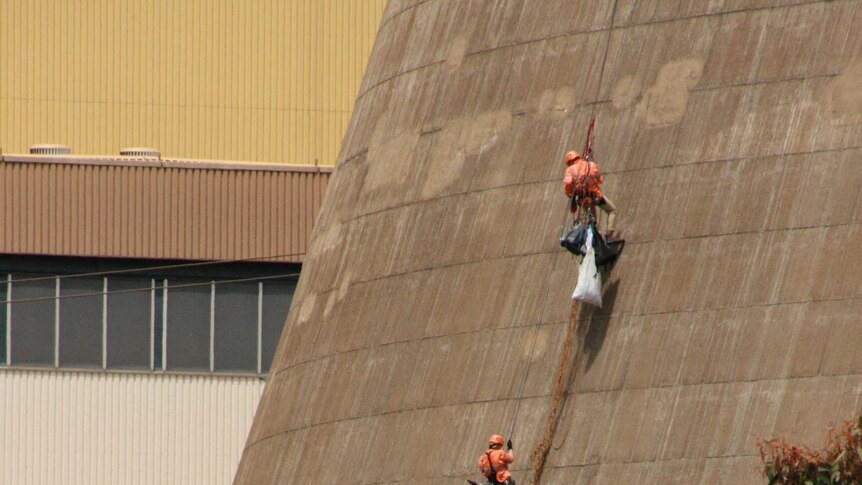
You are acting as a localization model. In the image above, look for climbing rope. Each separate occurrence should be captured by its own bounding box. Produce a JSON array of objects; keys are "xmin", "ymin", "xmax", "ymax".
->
[
  {"xmin": 509, "ymin": 187, "xmax": 578, "ymax": 442},
  {"xmin": 529, "ymin": 0, "xmax": 620, "ymax": 475},
  {"xmin": 529, "ymin": 300, "xmax": 583, "ymax": 484},
  {"xmin": 522, "ymin": 2, "xmax": 620, "ymax": 479}
]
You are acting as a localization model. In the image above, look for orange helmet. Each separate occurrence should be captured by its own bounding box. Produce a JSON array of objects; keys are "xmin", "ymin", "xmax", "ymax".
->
[
  {"xmin": 488, "ymin": 434, "xmax": 504, "ymax": 447},
  {"xmin": 564, "ymin": 150, "xmax": 581, "ymax": 165}
]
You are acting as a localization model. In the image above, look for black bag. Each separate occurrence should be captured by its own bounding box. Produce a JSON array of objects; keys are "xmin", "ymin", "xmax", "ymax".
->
[
  {"xmin": 591, "ymin": 225, "xmax": 619, "ymax": 266},
  {"xmin": 560, "ymin": 224, "xmax": 588, "ymax": 255}
]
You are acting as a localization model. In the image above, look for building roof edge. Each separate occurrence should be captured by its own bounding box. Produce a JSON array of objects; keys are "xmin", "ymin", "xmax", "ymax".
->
[{"xmin": 0, "ymin": 154, "xmax": 333, "ymax": 173}]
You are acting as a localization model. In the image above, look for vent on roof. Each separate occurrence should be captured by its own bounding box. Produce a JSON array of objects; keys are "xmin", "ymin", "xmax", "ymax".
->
[
  {"xmin": 29, "ymin": 144, "xmax": 71, "ymax": 155},
  {"xmin": 120, "ymin": 147, "xmax": 161, "ymax": 158}
]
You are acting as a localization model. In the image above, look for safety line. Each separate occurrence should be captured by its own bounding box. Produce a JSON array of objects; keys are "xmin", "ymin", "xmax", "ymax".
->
[
  {"xmin": 507, "ymin": 173, "xmax": 574, "ymax": 442},
  {"xmin": 507, "ymin": 251, "xmax": 563, "ymax": 441}
]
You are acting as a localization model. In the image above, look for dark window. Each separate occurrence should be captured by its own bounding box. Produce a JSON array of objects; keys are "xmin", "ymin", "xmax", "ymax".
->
[
  {"xmin": 166, "ymin": 279, "xmax": 211, "ymax": 371},
  {"xmin": 0, "ymin": 275, "xmax": 7, "ymax": 366},
  {"xmin": 261, "ymin": 280, "xmax": 296, "ymax": 373},
  {"xmin": 154, "ymin": 280, "xmax": 164, "ymax": 370},
  {"xmin": 214, "ymin": 281, "xmax": 258, "ymax": 373},
  {"xmin": 106, "ymin": 277, "xmax": 152, "ymax": 370},
  {"xmin": 58, "ymin": 277, "xmax": 103, "ymax": 368},
  {"xmin": 10, "ymin": 273, "xmax": 56, "ymax": 366}
]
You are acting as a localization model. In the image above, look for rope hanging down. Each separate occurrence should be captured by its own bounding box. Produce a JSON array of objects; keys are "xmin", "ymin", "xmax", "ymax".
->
[
  {"xmin": 530, "ymin": 0, "xmax": 619, "ymax": 478},
  {"xmin": 529, "ymin": 300, "xmax": 584, "ymax": 485},
  {"xmin": 506, "ymin": 249, "xmax": 563, "ymax": 441}
]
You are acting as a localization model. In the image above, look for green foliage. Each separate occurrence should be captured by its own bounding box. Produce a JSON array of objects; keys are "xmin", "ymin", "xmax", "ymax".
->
[{"xmin": 758, "ymin": 414, "xmax": 862, "ymax": 484}]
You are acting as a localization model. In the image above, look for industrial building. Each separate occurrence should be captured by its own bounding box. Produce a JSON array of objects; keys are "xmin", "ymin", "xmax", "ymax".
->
[
  {"xmin": 0, "ymin": 148, "xmax": 330, "ymax": 484},
  {"xmin": 1, "ymin": 1, "xmax": 387, "ymax": 482}
]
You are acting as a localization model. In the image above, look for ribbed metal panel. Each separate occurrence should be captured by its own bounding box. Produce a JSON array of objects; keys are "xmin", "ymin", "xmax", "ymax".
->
[
  {"xmin": 0, "ymin": 157, "xmax": 329, "ymax": 262},
  {"xmin": 0, "ymin": 0, "xmax": 387, "ymax": 165},
  {"xmin": 0, "ymin": 369, "xmax": 264, "ymax": 485}
]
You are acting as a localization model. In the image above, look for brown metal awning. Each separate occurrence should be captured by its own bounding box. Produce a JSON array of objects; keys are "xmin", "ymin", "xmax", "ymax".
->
[{"xmin": 0, "ymin": 155, "xmax": 332, "ymax": 263}]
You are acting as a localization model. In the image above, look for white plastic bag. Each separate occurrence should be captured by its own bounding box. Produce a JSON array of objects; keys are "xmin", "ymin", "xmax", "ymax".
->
[{"xmin": 572, "ymin": 246, "xmax": 602, "ymax": 307}]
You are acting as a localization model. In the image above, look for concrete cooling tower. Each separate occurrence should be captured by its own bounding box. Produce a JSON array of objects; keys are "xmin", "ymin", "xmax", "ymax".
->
[{"xmin": 235, "ymin": 1, "xmax": 862, "ymax": 483}]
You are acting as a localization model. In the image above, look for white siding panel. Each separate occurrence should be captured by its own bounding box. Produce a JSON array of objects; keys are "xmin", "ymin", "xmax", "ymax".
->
[{"xmin": 0, "ymin": 369, "xmax": 265, "ymax": 485}]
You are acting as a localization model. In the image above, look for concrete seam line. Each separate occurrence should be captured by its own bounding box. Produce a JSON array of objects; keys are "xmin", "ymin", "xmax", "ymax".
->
[
  {"xmin": 245, "ymin": 370, "xmax": 862, "ymax": 451},
  {"xmin": 356, "ymin": 0, "xmax": 830, "ymax": 102},
  {"xmin": 376, "ymin": 0, "xmax": 436, "ymax": 32},
  {"xmin": 339, "ymin": 143, "xmax": 862, "ymax": 220},
  {"xmin": 272, "ymin": 291, "xmax": 862, "ymax": 380},
  {"xmin": 317, "ymin": 218, "xmax": 861, "ymax": 287}
]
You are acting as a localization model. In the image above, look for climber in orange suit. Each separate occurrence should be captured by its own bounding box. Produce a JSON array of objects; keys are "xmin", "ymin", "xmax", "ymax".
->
[
  {"xmin": 563, "ymin": 150, "xmax": 619, "ymax": 239},
  {"xmin": 476, "ymin": 434, "xmax": 516, "ymax": 485}
]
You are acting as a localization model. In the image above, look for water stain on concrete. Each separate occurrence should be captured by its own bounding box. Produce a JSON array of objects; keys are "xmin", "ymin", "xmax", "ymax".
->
[
  {"xmin": 642, "ymin": 57, "xmax": 705, "ymax": 128},
  {"xmin": 297, "ymin": 293, "xmax": 317, "ymax": 326},
  {"xmin": 611, "ymin": 74, "xmax": 642, "ymax": 110},
  {"xmin": 537, "ymin": 86, "xmax": 576, "ymax": 119},
  {"xmin": 361, "ymin": 110, "xmax": 422, "ymax": 211},
  {"xmin": 336, "ymin": 268, "xmax": 353, "ymax": 302},
  {"xmin": 422, "ymin": 110, "xmax": 512, "ymax": 198},
  {"xmin": 366, "ymin": 130, "xmax": 421, "ymax": 194},
  {"xmin": 822, "ymin": 60, "xmax": 862, "ymax": 125},
  {"xmin": 422, "ymin": 123, "xmax": 466, "ymax": 198},
  {"xmin": 464, "ymin": 110, "xmax": 512, "ymax": 156},
  {"xmin": 369, "ymin": 109, "xmax": 391, "ymax": 147},
  {"xmin": 445, "ymin": 35, "xmax": 469, "ymax": 70},
  {"xmin": 318, "ymin": 221, "xmax": 342, "ymax": 251},
  {"xmin": 525, "ymin": 327, "xmax": 549, "ymax": 363},
  {"xmin": 323, "ymin": 292, "xmax": 337, "ymax": 318}
]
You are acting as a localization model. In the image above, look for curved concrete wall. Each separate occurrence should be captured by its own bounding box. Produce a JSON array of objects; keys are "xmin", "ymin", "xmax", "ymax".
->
[{"xmin": 236, "ymin": 1, "xmax": 862, "ymax": 483}]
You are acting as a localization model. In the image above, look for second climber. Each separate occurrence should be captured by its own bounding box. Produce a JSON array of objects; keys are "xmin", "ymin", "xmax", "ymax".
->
[{"xmin": 476, "ymin": 434, "xmax": 516, "ymax": 485}]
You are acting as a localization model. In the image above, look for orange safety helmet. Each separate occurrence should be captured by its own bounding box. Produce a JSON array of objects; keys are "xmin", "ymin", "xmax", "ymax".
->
[
  {"xmin": 564, "ymin": 150, "xmax": 581, "ymax": 165},
  {"xmin": 488, "ymin": 434, "xmax": 505, "ymax": 447}
]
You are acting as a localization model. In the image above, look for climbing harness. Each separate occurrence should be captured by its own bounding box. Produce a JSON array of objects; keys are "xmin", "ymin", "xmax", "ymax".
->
[{"xmin": 572, "ymin": 118, "xmax": 603, "ymax": 226}]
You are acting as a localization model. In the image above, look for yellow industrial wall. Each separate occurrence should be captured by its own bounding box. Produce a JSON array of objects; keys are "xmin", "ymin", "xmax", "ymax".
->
[{"xmin": 0, "ymin": 0, "xmax": 387, "ymax": 165}]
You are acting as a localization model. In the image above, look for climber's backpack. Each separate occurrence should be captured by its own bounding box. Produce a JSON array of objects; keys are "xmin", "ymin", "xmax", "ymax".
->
[{"xmin": 560, "ymin": 223, "xmax": 588, "ymax": 256}]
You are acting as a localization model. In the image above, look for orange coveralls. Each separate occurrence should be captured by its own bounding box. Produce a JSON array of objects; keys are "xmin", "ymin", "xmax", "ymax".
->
[
  {"xmin": 563, "ymin": 158, "xmax": 619, "ymax": 234},
  {"xmin": 478, "ymin": 448, "xmax": 515, "ymax": 483},
  {"xmin": 563, "ymin": 159, "xmax": 603, "ymax": 205}
]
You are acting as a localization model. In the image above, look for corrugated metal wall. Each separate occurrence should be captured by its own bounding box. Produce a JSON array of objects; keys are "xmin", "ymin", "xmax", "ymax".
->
[
  {"xmin": 0, "ymin": 0, "xmax": 387, "ymax": 165},
  {"xmin": 0, "ymin": 157, "xmax": 329, "ymax": 262},
  {"xmin": 0, "ymin": 369, "xmax": 264, "ymax": 485}
]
